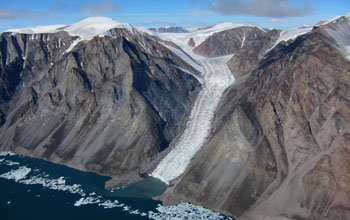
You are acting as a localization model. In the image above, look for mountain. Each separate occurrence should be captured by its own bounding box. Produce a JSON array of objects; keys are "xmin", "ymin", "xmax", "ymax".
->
[
  {"xmin": 149, "ymin": 27, "xmax": 189, "ymax": 33},
  {"xmin": 156, "ymin": 15, "xmax": 350, "ymax": 220},
  {"xmin": 1, "ymin": 15, "xmax": 350, "ymax": 220},
  {"xmin": 0, "ymin": 17, "xmax": 201, "ymax": 187}
]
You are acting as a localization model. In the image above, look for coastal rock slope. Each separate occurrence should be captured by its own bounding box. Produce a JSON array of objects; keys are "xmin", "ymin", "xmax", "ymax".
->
[
  {"xmin": 1, "ymin": 15, "xmax": 350, "ymax": 220},
  {"xmin": 0, "ymin": 17, "xmax": 201, "ymax": 187},
  {"xmin": 160, "ymin": 15, "xmax": 350, "ymax": 220}
]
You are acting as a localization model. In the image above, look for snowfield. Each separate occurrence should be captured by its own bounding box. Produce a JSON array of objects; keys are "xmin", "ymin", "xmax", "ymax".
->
[
  {"xmin": 6, "ymin": 17, "xmax": 134, "ymax": 53},
  {"xmin": 267, "ymin": 25, "xmax": 313, "ymax": 52}
]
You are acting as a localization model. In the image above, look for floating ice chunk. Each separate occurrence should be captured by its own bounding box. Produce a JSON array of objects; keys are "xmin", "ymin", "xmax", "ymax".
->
[
  {"xmin": 0, "ymin": 151, "xmax": 16, "ymax": 157},
  {"xmin": 74, "ymin": 197, "xmax": 101, "ymax": 207},
  {"xmin": 57, "ymin": 176, "xmax": 66, "ymax": 185},
  {"xmin": 2, "ymin": 160, "xmax": 20, "ymax": 166},
  {"xmin": 148, "ymin": 202, "xmax": 233, "ymax": 220},
  {"xmin": 0, "ymin": 166, "xmax": 31, "ymax": 181},
  {"xmin": 98, "ymin": 200, "xmax": 120, "ymax": 209}
]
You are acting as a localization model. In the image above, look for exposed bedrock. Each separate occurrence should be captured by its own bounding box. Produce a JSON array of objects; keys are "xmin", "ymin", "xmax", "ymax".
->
[
  {"xmin": 161, "ymin": 18, "xmax": 350, "ymax": 220},
  {"xmin": 0, "ymin": 28, "xmax": 201, "ymax": 187}
]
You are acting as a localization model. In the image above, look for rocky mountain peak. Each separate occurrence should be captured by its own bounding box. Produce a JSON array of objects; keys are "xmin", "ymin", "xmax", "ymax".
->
[{"xmin": 1, "ymin": 14, "xmax": 350, "ymax": 220}]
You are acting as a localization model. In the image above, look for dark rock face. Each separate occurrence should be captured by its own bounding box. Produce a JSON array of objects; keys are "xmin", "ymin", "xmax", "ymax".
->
[
  {"xmin": 0, "ymin": 28, "xmax": 200, "ymax": 187},
  {"xmin": 2, "ymin": 16, "xmax": 350, "ymax": 220},
  {"xmin": 161, "ymin": 17, "xmax": 350, "ymax": 219},
  {"xmin": 193, "ymin": 26, "xmax": 280, "ymax": 77},
  {"xmin": 149, "ymin": 27, "xmax": 189, "ymax": 33}
]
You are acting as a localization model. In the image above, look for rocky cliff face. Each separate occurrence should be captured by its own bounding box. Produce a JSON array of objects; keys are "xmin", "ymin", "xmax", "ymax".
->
[
  {"xmin": 0, "ymin": 26, "xmax": 201, "ymax": 187},
  {"xmin": 160, "ymin": 16, "xmax": 350, "ymax": 220},
  {"xmin": 1, "ymin": 15, "xmax": 350, "ymax": 220}
]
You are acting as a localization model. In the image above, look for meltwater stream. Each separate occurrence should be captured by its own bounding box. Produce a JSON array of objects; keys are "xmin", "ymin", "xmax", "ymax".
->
[
  {"xmin": 0, "ymin": 152, "xmax": 233, "ymax": 220},
  {"xmin": 151, "ymin": 55, "xmax": 235, "ymax": 184}
]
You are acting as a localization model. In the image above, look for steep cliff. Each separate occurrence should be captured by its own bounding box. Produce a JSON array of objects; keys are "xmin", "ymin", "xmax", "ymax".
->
[
  {"xmin": 0, "ymin": 18, "xmax": 201, "ymax": 187},
  {"xmin": 160, "ymin": 16, "xmax": 350, "ymax": 220},
  {"xmin": 1, "ymin": 15, "xmax": 350, "ymax": 220}
]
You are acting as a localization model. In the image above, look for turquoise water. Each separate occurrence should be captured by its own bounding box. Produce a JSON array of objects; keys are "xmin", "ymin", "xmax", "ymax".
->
[{"xmin": 0, "ymin": 152, "xmax": 233, "ymax": 220}]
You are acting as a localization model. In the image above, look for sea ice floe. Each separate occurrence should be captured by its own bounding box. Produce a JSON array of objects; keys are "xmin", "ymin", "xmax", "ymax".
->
[
  {"xmin": 0, "ymin": 153, "xmax": 233, "ymax": 219},
  {"xmin": 0, "ymin": 151, "xmax": 15, "ymax": 157},
  {"xmin": 74, "ymin": 197, "xmax": 101, "ymax": 207},
  {"xmin": 148, "ymin": 202, "xmax": 233, "ymax": 220},
  {"xmin": 0, "ymin": 166, "xmax": 31, "ymax": 181}
]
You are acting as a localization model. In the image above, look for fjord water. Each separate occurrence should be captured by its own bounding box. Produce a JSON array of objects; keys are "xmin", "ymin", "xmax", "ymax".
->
[{"xmin": 0, "ymin": 152, "xmax": 233, "ymax": 220}]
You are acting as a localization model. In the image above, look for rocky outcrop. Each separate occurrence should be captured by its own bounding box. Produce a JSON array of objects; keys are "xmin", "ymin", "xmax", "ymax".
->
[
  {"xmin": 1, "ymin": 15, "xmax": 350, "ymax": 220},
  {"xmin": 193, "ymin": 26, "xmax": 280, "ymax": 77},
  {"xmin": 160, "ymin": 16, "xmax": 350, "ymax": 220},
  {"xmin": 0, "ymin": 27, "xmax": 201, "ymax": 187}
]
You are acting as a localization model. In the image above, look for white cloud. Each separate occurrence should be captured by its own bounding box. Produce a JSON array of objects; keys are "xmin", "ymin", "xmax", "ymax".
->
[
  {"xmin": 0, "ymin": 8, "xmax": 55, "ymax": 20},
  {"xmin": 188, "ymin": 9, "xmax": 212, "ymax": 15},
  {"xmin": 80, "ymin": 0, "xmax": 119, "ymax": 16},
  {"xmin": 209, "ymin": 0, "xmax": 315, "ymax": 18}
]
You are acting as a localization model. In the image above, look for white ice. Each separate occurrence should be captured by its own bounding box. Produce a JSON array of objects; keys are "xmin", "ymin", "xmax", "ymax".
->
[
  {"xmin": 158, "ymin": 22, "xmax": 250, "ymax": 50},
  {"xmin": 0, "ymin": 166, "xmax": 31, "ymax": 181},
  {"xmin": 151, "ymin": 27, "xmax": 235, "ymax": 184},
  {"xmin": 325, "ymin": 16, "xmax": 350, "ymax": 60},
  {"xmin": 0, "ymin": 151, "xmax": 15, "ymax": 157},
  {"xmin": 0, "ymin": 157, "xmax": 231, "ymax": 218},
  {"xmin": 5, "ymin": 17, "xmax": 134, "ymax": 52},
  {"xmin": 6, "ymin": 25, "xmax": 66, "ymax": 34},
  {"xmin": 267, "ymin": 26, "xmax": 313, "ymax": 52},
  {"xmin": 148, "ymin": 202, "xmax": 233, "ymax": 220},
  {"xmin": 62, "ymin": 17, "xmax": 133, "ymax": 41}
]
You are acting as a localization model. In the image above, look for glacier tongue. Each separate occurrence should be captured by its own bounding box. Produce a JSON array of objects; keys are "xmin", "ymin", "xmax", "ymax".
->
[{"xmin": 151, "ymin": 55, "xmax": 235, "ymax": 184}]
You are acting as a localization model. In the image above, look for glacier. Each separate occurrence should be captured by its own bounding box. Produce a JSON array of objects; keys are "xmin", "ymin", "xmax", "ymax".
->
[{"xmin": 151, "ymin": 28, "xmax": 236, "ymax": 184}]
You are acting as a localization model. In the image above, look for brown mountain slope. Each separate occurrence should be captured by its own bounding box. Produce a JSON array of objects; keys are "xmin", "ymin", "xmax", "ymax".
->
[{"xmin": 160, "ymin": 17, "xmax": 350, "ymax": 220}]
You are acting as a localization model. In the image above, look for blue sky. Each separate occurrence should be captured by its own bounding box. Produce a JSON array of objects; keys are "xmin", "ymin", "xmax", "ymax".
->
[{"xmin": 0, "ymin": 0, "xmax": 349, "ymax": 31}]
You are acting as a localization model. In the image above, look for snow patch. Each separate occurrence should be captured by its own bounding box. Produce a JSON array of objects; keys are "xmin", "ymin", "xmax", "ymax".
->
[
  {"xmin": 158, "ymin": 22, "xmax": 250, "ymax": 51},
  {"xmin": 65, "ymin": 38, "xmax": 82, "ymax": 53},
  {"xmin": 164, "ymin": 44, "xmax": 203, "ymax": 72},
  {"xmin": 63, "ymin": 17, "xmax": 132, "ymax": 40},
  {"xmin": 267, "ymin": 26, "xmax": 312, "ymax": 52},
  {"xmin": 6, "ymin": 25, "xmax": 66, "ymax": 34},
  {"xmin": 5, "ymin": 17, "xmax": 134, "ymax": 53},
  {"xmin": 325, "ymin": 18, "xmax": 350, "ymax": 61}
]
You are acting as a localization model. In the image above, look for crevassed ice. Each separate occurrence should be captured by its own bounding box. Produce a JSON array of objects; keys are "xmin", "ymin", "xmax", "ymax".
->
[{"xmin": 151, "ymin": 55, "xmax": 235, "ymax": 184}]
